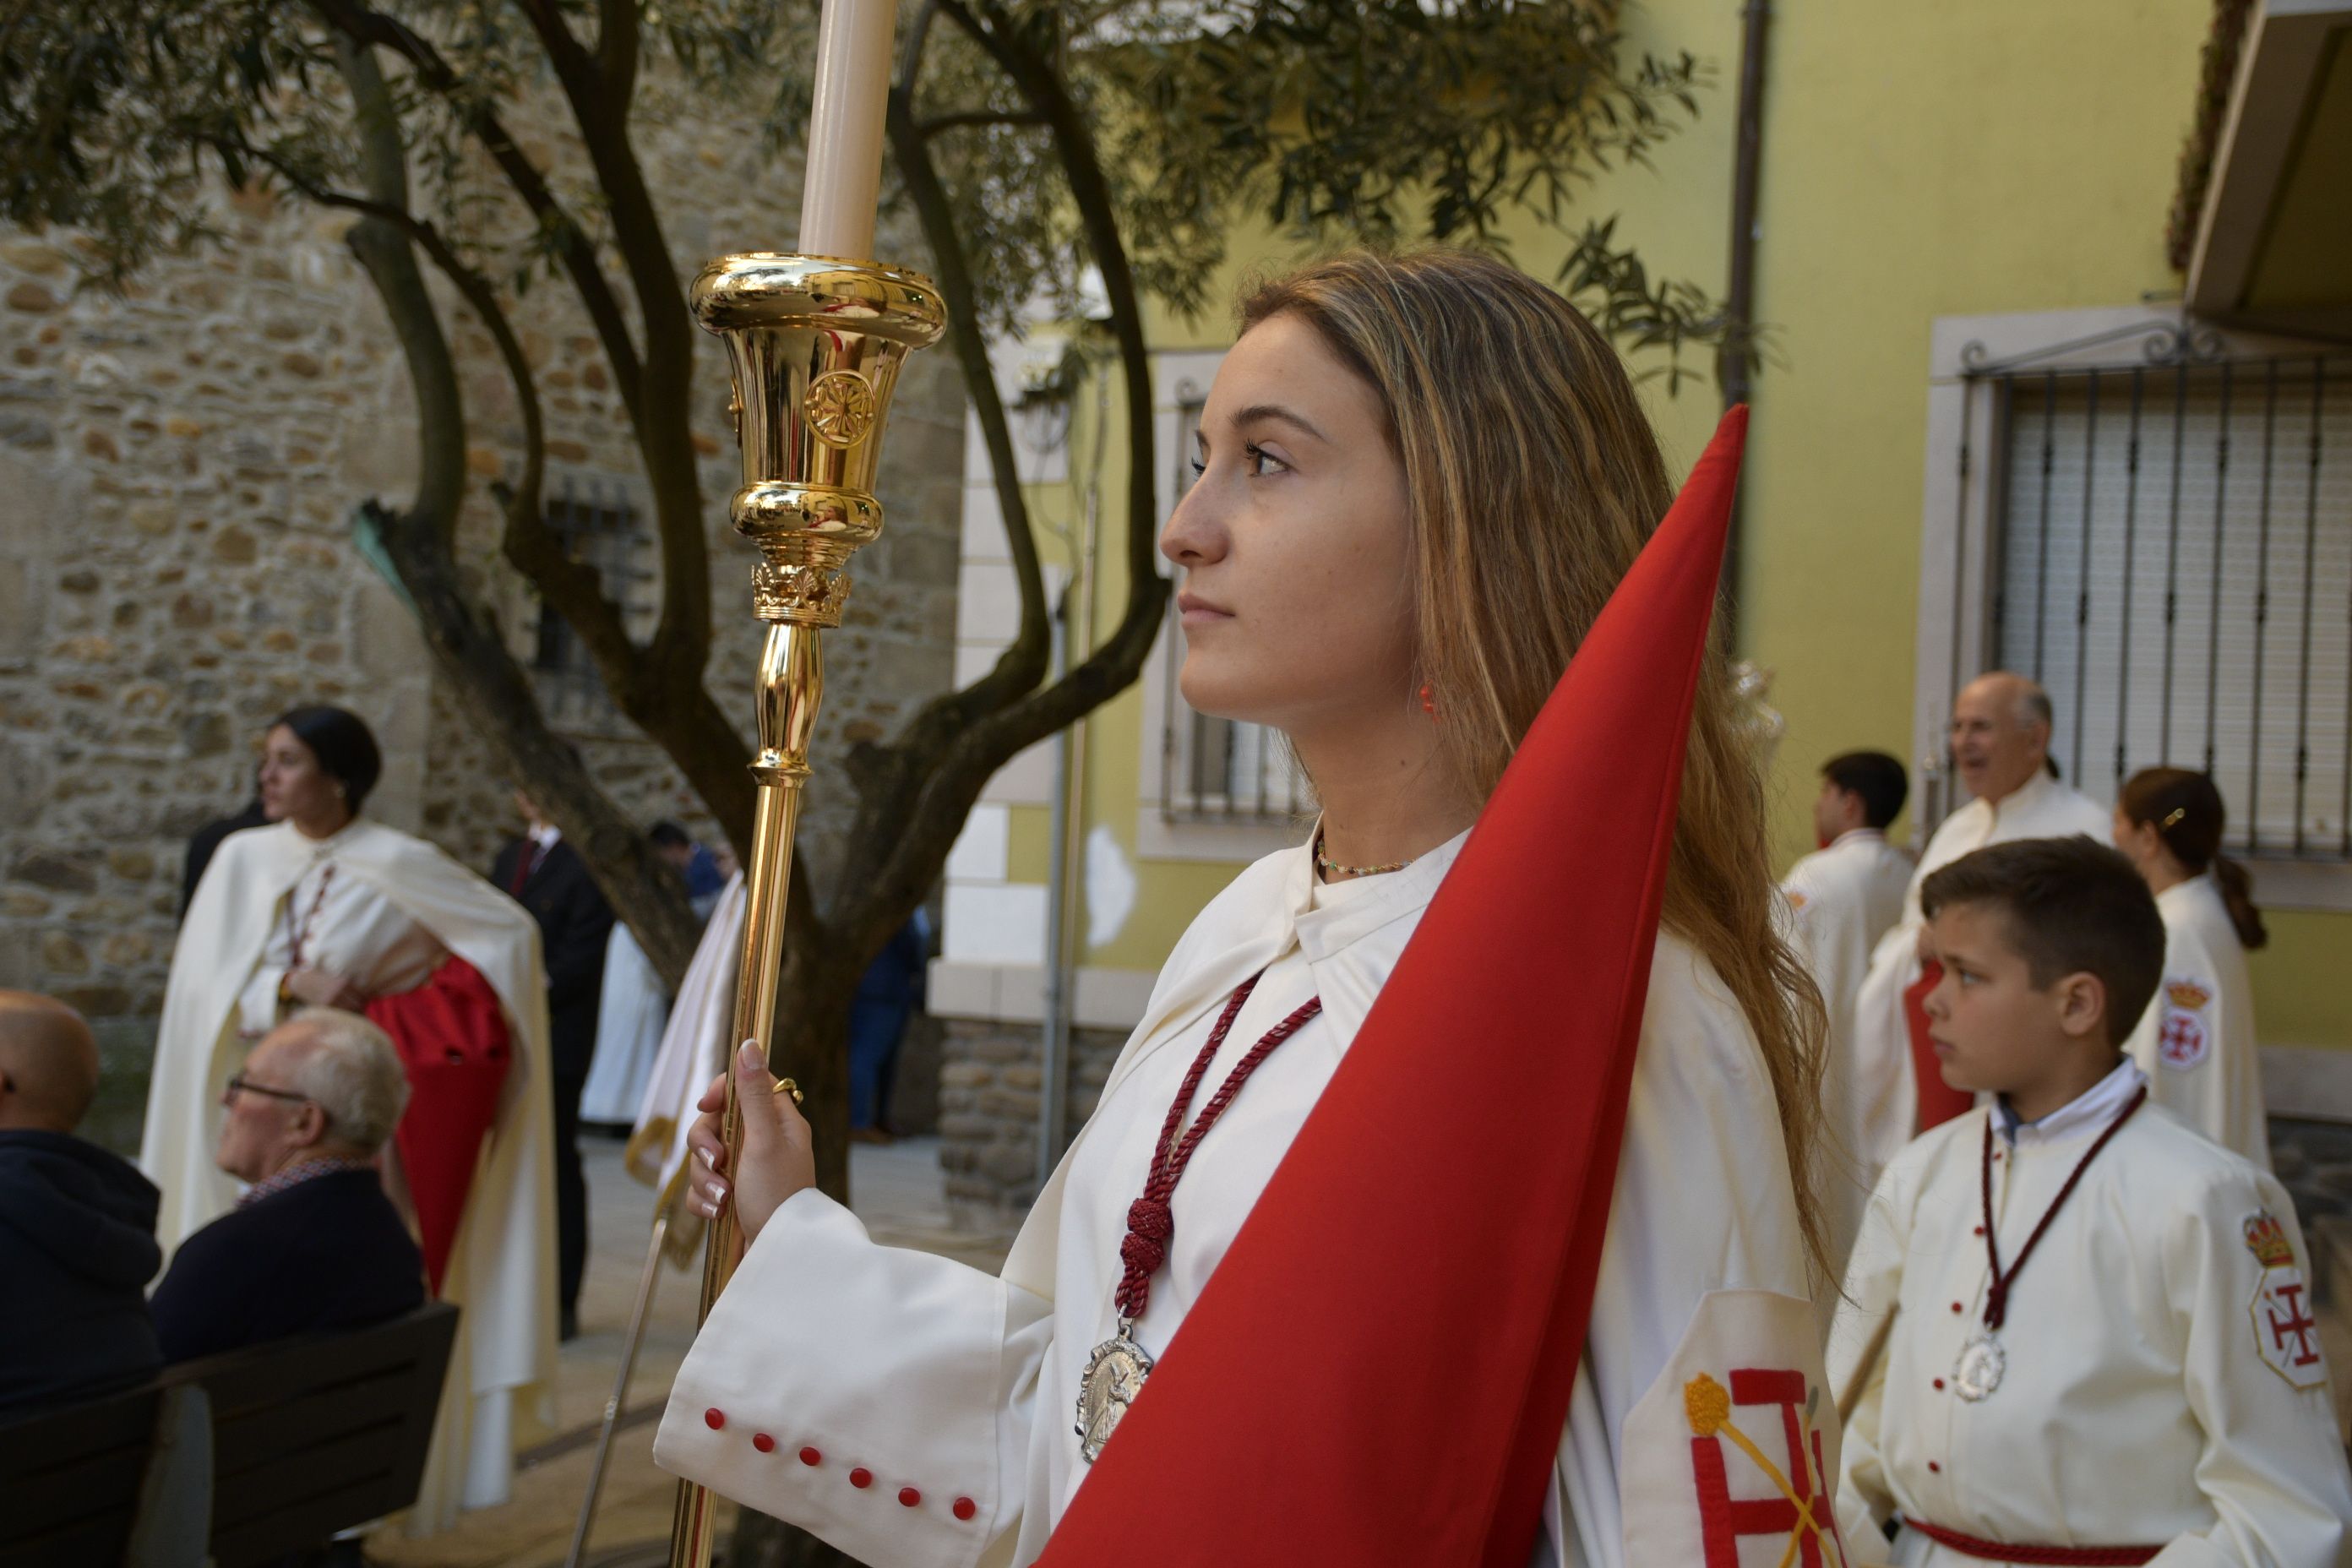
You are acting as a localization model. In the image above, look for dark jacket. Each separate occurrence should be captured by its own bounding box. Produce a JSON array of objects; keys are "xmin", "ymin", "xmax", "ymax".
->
[
  {"xmin": 181, "ymin": 797, "xmax": 270, "ymax": 916},
  {"xmin": 490, "ymin": 836, "xmax": 614, "ymax": 1080},
  {"xmin": 149, "ymin": 1169, "xmax": 425, "ymax": 1364},
  {"xmin": 0, "ymin": 1129, "xmax": 163, "ymax": 1414}
]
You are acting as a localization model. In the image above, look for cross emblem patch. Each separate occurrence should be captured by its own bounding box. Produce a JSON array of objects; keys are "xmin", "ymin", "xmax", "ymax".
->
[
  {"xmin": 2156, "ymin": 1007, "xmax": 2208, "ymax": 1070},
  {"xmin": 2246, "ymin": 1211, "xmax": 2328, "ymax": 1391}
]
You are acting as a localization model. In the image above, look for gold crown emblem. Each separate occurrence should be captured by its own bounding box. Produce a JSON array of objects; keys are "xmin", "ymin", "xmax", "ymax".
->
[
  {"xmin": 2166, "ymin": 979, "xmax": 2212, "ymax": 1010},
  {"xmin": 2244, "ymin": 1212, "xmax": 2295, "ymax": 1270}
]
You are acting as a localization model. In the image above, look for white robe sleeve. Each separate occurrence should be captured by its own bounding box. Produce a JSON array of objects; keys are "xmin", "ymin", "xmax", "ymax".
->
[
  {"xmin": 2155, "ymin": 1171, "xmax": 2351, "ymax": 1567},
  {"xmin": 1827, "ymin": 1168, "xmax": 1906, "ymax": 1544},
  {"xmin": 654, "ymin": 1190, "xmax": 1054, "ymax": 1568}
]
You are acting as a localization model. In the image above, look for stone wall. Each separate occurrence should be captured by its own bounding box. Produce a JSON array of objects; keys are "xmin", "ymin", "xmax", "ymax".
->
[
  {"xmin": 938, "ymin": 1017, "xmax": 1130, "ymax": 1220},
  {"xmin": 0, "ymin": 68, "xmax": 965, "ymax": 1104}
]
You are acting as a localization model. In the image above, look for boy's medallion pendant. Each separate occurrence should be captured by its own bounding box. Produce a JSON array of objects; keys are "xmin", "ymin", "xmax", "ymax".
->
[{"xmin": 1953, "ymin": 1331, "xmax": 2006, "ymax": 1401}]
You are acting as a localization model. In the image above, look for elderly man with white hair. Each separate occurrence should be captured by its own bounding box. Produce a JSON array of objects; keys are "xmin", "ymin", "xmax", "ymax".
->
[
  {"xmin": 150, "ymin": 1008, "xmax": 425, "ymax": 1363},
  {"xmin": 1838, "ymin": 672, "xmax": 2111, "ymax": 1233}
]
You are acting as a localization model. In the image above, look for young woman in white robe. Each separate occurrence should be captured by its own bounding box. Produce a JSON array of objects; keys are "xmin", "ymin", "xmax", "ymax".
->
[
  {"xmin": 656, "ymin": 252, "xmax": 1848, "ymax": 1566},
  {"xmin": 2112, "ymin": 767, "xmax": 2273, "ymax": 1169},
  {"xmin": 144, "ymin": 706, "xmax": 558, "ymax": 1528}
]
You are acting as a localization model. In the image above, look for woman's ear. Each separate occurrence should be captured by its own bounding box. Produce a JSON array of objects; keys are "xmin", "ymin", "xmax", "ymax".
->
[{"xmin": 2054, "ymin": 971, "xmax": 2110, "ymax": 1042}]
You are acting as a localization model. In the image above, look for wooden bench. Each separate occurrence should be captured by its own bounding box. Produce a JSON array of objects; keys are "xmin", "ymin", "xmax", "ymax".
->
[{"xmin": 0, "ymin": 1302, "xmax": 460, "ymax": 1568}]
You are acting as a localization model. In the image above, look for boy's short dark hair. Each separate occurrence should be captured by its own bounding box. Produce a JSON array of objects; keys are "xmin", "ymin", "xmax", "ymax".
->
[
  {"xmin": 1919, "ymin": 836, "xmax": 2164, "ymax": 1046},
  {"xmin": 1821, "ymin": 750, "xmax": 1908, "ymax": 829}
]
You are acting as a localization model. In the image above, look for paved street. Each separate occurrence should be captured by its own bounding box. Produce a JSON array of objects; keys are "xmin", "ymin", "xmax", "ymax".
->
[{"xmin": 368, "ymin": 1135, "xmax": 1016, "ymax": 1568}]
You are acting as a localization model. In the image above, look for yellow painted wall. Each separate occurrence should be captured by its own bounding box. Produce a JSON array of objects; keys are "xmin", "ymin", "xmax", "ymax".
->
[{"xmin": 998, "ymin": 0, "xmax": 2352, "ymax": 1047}]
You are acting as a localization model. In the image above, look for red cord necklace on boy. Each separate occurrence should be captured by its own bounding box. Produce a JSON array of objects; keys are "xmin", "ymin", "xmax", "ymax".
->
[
  {"xmin": 1075, "ymin": 973, "xmax": 1324, "ymax": 1463},
  {"xmin": 1953, "ymin": 1084, "xmax": 2148, "ymax": 1401}
]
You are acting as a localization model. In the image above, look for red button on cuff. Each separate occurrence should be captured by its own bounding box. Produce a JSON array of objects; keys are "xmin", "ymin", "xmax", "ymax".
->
[
  {"xmin": 704, "ymin": 1407, "xmax": 726, "ymax": 1430},
  {"xmin": 752, "ymin": 1433, "xmax": 776, "ymax": 1454},
  {"xmin": 899, "ymin": 1487, "xmax": 922, "ymax": 1508},
  {"xmin": 799, "ymin": 1446, "xmax": 822, "ymax": 1467},
  {"xmin": 1932, "ymin": 1379, "xmax": 1946, "ymax": 1391},
  {"xmin": 953, "ymin": 1497, "xmax": 977, "ymax": 1522},
  {"xmin": 850, "ymin": 1467, "xmax": 874, "ymax": 1489}
]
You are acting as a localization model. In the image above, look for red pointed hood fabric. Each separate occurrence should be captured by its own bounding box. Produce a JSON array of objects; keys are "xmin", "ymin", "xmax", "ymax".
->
[{"xmin": 1037, "ymin": 406, "xmax": 1750, "ymax": 1568}]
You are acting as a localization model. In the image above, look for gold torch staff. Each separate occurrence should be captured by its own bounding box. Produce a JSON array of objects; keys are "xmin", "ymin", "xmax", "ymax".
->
[{"xmin": 669, "ymin": 0, "xmax": 944, "ymax": 1559}]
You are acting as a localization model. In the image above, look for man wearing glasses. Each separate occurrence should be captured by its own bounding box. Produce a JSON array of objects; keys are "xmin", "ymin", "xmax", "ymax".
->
[{"xmin": 150, "ymin": 1009, "xmax": 424, "ymax": 1363}]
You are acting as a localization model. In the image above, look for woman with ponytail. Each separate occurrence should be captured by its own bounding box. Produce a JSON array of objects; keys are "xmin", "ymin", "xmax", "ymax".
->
[{"xmin": 2113, "ymin": 768, "xmax": 2271, "ymax": 1168}]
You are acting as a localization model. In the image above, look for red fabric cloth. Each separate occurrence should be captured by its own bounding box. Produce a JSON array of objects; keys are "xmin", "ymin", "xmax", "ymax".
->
[
  {"xmin": 1036, "ymin": 409, "xmax": 1750, "ymax": 1568},
  {"xmin": 1907, "ymin": 959, "xmax": 1974, "ymax": 1134},
  {"xmin": 367, "ymin": 956, "xmax": 511, "ymax": 1294}
]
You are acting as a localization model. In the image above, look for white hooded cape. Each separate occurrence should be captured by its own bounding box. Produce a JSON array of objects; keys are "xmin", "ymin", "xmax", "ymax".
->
[{"xmin": 141, "ymin": 818, "xmax": 558, "ymax": 1528}]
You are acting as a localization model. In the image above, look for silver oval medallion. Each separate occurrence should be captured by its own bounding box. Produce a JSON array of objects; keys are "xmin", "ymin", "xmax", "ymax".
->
[
  {"xmin": 1952, "ymin": 1331, "xmax": 2006, "ymax": 1402},
  {"xmin": 1075, "ymin": 1329, "xmax": 1155, "ymax": 1463}
]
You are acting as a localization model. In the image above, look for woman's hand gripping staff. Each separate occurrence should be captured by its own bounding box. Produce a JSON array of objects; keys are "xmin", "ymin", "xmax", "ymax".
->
[{"xmin": 686, "ymin": 1040, "xmax": 814, "ymax": 1245}]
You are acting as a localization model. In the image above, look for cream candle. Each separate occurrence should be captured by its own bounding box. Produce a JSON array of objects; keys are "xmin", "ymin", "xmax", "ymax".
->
[{"xmin": 798, "ymin": 0, "xmax": 901, "ymax": 259}]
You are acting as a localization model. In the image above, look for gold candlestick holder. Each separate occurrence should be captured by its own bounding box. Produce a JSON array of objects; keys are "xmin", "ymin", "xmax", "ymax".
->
[{"xmin": 668, "ymin": 253, "xmax": 945, "ymax": 1567}]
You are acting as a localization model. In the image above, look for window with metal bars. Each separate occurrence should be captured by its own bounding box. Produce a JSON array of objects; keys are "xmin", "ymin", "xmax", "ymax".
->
[
  {"xmin": 531, "ymin": 480, "xmax": 658, "ymax": 734},
  {"xmin": 1157, "ymin": 386, "xmax": 1312, "ymax": 825},
  {"xmin": 1990, "ymin": 355, "xmax": 2351, "ymax": 860}
]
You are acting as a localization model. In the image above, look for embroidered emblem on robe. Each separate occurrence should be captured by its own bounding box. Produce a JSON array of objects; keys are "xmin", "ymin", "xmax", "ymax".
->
[
  {"xmin": 1620, "ymin": 1289, "xmax": 1854, "ymax": 1566},
  {"xmin": 2156, "ymin": 977, "xmax": 2213, "ymax": 1070},
  {"xmin": 2246, "ymin": 1211, "xmax": 2327, "ymax": 1391}
]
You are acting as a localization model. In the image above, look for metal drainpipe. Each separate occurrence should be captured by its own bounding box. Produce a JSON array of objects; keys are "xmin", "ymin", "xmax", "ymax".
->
[
  {"xmin": 1038, "ymin": 585, "xmax": 1074, "ymax": 1192},
  {"xmin": 1721, "ymin": 0, "xmax": 1772, "ymax": 642},
  {"xmin": 1037, "ymin": 359, "xmax": 1108, "ymax": 1190}
]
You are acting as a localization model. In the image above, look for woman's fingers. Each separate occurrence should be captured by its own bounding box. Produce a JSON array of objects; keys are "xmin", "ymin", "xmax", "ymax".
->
[
  {"xmin": 667, "ymin": 1043, "xmax": 821, "ymax": 1235},
  {"xmin": 723, "ymin": 1039, "xmax": 819, "ymax": 1244}
]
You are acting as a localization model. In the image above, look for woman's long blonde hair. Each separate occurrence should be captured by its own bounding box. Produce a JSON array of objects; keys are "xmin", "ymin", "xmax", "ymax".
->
[{"xmin": 1242, "ymin": 249, "xmax": 1832, "ymax": 1280}]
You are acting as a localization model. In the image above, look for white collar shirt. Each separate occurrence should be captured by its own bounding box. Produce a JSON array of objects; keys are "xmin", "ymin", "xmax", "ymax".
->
[{"xmin": 1994, "ymin": 1058, "xmax": 2145, "ymax": 1147}]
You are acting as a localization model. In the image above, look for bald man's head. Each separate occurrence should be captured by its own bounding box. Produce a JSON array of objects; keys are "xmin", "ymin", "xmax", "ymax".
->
[
  {"xmin": 0, "ymin": 991, "xmax": 101, "ymax": 1134},
  {"xmin": 1950, "ymin": 672, "xmax": 2055, "ymax": 804}
]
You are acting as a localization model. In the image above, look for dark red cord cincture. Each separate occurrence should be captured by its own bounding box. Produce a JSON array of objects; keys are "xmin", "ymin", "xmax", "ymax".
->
[
  {"xmin": 1902, "ymin": 1517, "xmax": 2160, "ymax": 1565},
  {"xmin": 1978, "ymin": 1086, "xmax": 2147, "ymax": 1330},
  {"xmin": 1115, "ymin": 974, "xmax": 1324, "ymax": 1321}
]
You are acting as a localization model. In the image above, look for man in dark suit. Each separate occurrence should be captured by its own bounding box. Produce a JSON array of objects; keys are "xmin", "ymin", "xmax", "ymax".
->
[
  {"xmin": 0, "ymin": 991, "xmax": 163, "ymax": 1413},
  {"xmin": 491, "ymin": 789, "xmax": 613, "ymax": 1339},
  {"xmin": 181, "ymin": 788, "xmax": 270, "ymax": 917},
  {"xmin": 150, "ymin": 1009, "xmax": 423, "ymax": 1363}
]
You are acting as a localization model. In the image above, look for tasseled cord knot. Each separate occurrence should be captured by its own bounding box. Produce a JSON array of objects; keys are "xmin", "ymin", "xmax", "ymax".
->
[{"xmin": 1117, "ymin": 1198, "xmax": 1174, "ymax": 1312}]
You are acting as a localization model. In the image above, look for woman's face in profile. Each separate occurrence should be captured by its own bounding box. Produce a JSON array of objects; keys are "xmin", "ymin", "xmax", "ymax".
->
[
  {"xmin": 1159, "ymin": 312, "xmax": 1414, "ymax": 740},
  {"xmin": 258, "ymin": 725, "xmax": 341, "ymax": 826}
]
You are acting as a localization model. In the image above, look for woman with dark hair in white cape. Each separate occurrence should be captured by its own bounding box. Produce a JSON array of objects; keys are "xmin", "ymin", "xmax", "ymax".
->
[{"xmin": 142, "ymin": 705, "xmax": 558, "ymax": 1528}]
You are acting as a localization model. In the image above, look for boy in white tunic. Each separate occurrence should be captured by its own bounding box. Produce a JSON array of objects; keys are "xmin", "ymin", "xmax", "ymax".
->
[
  {"xmin": 1832, "ymin": 837, "xmax": 2349, "ymax": 1565},
  {"xmin": 1783, "ymin": 749, "xmax": 1915, "ymax": 1265}
]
